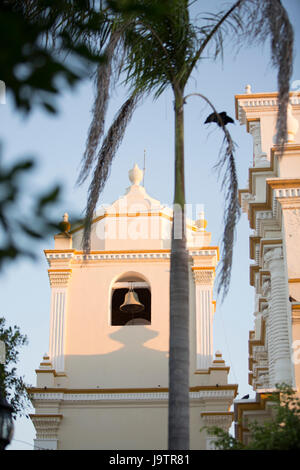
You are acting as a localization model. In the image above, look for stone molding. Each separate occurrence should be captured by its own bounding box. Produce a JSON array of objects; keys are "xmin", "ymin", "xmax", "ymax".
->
[
  {"xmin": 274, "ymin": 187, "xmax": 300, "ymax": 200},
  {"xmin": 30, "ymin": 414, "xmax": 62, "ymax": 441},
  {"xmin": 236, "ymin": 94, "xmax": 300, "ymax": 124},
  {"xmin": 201, "ymin": 412, "xmax": 234, "ymax": 431},
  {"xmin": 48, "ymin": 269, "xmax": 72, "ymax": 288},
  {"xmin": 30, "ymin": 389, "xmax": 236, "ymax": 403},
  {"xmin": 193, "ymin": 269, "xmax": 215, "ymax": 285},
  {"xmin": 45, "ymin": 248, "xmax": 218, "ymax": 262}
]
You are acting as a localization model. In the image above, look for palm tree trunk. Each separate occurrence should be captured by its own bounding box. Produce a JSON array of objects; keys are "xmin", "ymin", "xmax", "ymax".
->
[{"xmin": 168, "ymin": 88, "xmax": 190, "ymax": 450}]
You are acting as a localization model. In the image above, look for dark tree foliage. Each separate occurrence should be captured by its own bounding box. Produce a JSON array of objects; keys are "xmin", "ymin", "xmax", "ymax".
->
[
  {"xmin": 0, "ymin": 0, "xmax": 106, "ymax": 113},
  {"xmin": 0, "ymin": 145, "xmax": 62, "ymax": 269},
  {"xmin": 0, "ymin": 318, "xmax": 30, "ymax": 418}
]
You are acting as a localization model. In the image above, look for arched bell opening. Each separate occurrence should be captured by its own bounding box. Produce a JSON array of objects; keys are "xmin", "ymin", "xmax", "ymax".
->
[{"xmin": 111, "ymin": 274, "xmax": 151, "ymax": 326}]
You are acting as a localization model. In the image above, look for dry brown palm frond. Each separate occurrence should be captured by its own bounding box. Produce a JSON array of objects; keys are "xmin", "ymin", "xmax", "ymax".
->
[
  {"xmin": 184, "ymin": 93, "xmax": 240, "ymax": 301},
  {"xmin": 265, "ymin": 0, "xmax": 293, "ymax": 150},
  {"xmin": 238, "ymin": 0, "xmax": 293, "ymax": 150},
  {"xmin": 77, "ymin": 32, "xmax": 121, "ymax": 185},
  {"xmin": 82, "ymin": 92, "xmax": 140, "ymax": 252},
  {"xmin": 214, "ymin": 129, "xmax": 240, "ymax": 301}
]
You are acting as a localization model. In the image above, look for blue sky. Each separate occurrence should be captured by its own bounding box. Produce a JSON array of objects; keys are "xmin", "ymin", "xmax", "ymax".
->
[{"xmin": 1, "ymin": 0, "xmax": 300, "ymax": 450}]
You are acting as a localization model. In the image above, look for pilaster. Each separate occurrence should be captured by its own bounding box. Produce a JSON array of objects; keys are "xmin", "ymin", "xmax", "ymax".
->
[
  {"xmin": 192, "ymin": 268, "xmax": 215, "ymax": 370},
  {"xmin": 48, "ymin": 269, "xmax": 72, "ymax": 372},
  {"xmin": 248, "ymin": 121, "xmax": 269, "ymax": 167}
]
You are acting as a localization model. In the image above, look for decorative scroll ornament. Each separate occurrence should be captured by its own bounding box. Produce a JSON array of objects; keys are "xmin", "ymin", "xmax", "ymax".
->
[{"xmin": 264, "ymin": 247, "xmax": 283, "ymax": 266}]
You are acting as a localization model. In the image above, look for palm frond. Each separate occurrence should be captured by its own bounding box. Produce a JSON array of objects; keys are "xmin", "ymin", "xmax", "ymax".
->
[
  {"xmin": 189, "ymin": 0, "xmax": 244, "ymax": 73},
  {"xmin": 214, "ymin": 130, "xmax": 240, "ymax": 301},
  {"xmin": 77, "ymin": 31, "xmax": 121, "ymax": 185},
  {"xmin": 82, "ymin": 92, "xmax": 140, "ymax": 252},
  {"xmin": 123, "ymin": 1, "xmax": 197, "ymax": 95},
  {"xmin": 184, "ymin": 92, "xmax": 240, "ymax": 301},
  {"xmin": 238, "ymin": 0, "xmax": 293, "ymax": 149},
  {"xmin": 264, "ymin": 0, "xmax": 293, "ymax": 149}
]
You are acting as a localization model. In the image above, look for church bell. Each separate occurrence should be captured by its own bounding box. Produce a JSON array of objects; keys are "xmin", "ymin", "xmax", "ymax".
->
[{"xmin": 120, "ymin": 286, "xmax": 144, "ymax": 314}]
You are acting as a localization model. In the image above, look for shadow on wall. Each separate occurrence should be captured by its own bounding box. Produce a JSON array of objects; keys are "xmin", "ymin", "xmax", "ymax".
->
[{"xmin": 63, "ymin": 326, "xmax": 169, "ymax": 389}]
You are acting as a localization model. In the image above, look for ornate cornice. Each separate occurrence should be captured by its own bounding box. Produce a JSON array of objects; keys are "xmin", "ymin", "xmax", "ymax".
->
[
  {"xmin": 238, "ymin": 156, "xmax": 300, "ymax": 229},
  {"xmin": 28, "ymin": 385, "xmax": 238, "ymax": 403},
  {"xmin": 48, "ymin": 269, "xmax": 72, "ymax": 288},
  {"xmin": 45, "ymin": 248, "xmax": 219, "ymax": 264},
  {"xmin": 267, "ymin": 178, "xmax": 300, "ymax": 190},
  {"xmin": 250, "ymin": 264, "xmax": 261, "ymax": 287},
  {"xmin": 192, "ymin": 267, "xmax": 215, "ymax": 285},
  {"xmin": 201, "ymin": 412, "xmax": 234, "ymax": 431},
  {"xmin": 30, "ymin": 414, "xmax": 62, "ymax": 440},
  {"xmin": 235, "ymin": 91, "xmax": 300, "ymax": 123}
]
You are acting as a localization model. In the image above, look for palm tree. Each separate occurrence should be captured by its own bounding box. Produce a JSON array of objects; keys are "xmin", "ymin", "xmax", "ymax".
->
[{"xmin": 18, "ymin": 0, "xmax": 294, "ymax": 449}]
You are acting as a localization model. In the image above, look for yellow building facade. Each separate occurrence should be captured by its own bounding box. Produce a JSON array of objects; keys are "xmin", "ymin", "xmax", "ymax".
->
[{"xmin": 28, "ymin": 163, "xmax": 236, "ymax": 450}]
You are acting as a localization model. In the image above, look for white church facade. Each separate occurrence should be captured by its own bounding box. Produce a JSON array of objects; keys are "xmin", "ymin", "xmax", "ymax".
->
[
  {"xmin": 234, "ymin": 87, "xmax": 300, "ymax": 444},
  {"xmin": 28, "ymin": 163, "xmax": 236, "ymax": 450}
]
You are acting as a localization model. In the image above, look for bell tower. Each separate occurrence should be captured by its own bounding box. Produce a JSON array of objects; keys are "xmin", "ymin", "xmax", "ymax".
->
[{"xmin": 28, "ymin": 164, "xmax": 237, "ymax": 450}]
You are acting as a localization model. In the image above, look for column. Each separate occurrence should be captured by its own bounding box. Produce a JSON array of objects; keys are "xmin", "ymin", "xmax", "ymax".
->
[
  {"xmin": 48, "ymin": 269, "xmax": 72, "ymax": 372},
  {"xmin": 264, "ymin": 247, "xmax": 292, "ymax": 386},
  {"xmin": 248, "ymin": 121, "xmax": 268, "ymax": 167},
  {"xmin": 193, "ymin": 268, "xmax": 214, "ymax": 370}
]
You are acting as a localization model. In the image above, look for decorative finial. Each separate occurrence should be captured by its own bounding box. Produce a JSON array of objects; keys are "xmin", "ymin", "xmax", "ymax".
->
[
  {"xmin": 245, "ymin": 84, "xmax": 252, "ymax": 94},
  {"xmin": 59, "ymin": 212, "xmax": 71, "ymax": 233},
  {"xmin": 195, "ymin": 211, "xmax": 207, "ymax": 230},
  {"xmin": 129, "ymin": 163, "xmax": 144, "ymax": 186}
]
